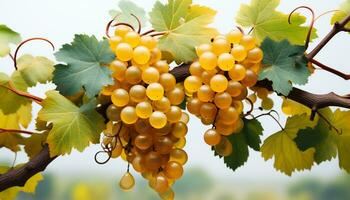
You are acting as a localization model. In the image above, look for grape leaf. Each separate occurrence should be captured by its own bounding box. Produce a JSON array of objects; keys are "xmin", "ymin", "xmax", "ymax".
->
[
  {"xmin": 281, "ymin": 97, "xmax": 311, "ymax": 116},
  {"xmin": 259, "ymin": 38, "xmax": 310, "ymax": 96},
  {"xmin": 0, "ymin": 104, "xmax": 32, "ymax": 152},
  {"xmin": 54, "ymin": 35, "xmax": 115, "ymax": 98},
  {"xmin": 109, "ymin": 0, "xmax": 147, "ymax": 28},
  {"xmin": 0, "ymin": 166, "xmax": 43, "ymax": 200},
  {"xmin": 0, "ymin": 25, "xmax": 21, "ymax": 57},
  {"xmin": 23, "ymin": 132, "xmax": 48, "ymax": 159},
  {"xmin": 236, "ymin": 0, "xmax": 317, "ymax": 45},
  {"xmin": 261, "ymin": 114, "xmax": 316, "ymax": 176},
  {"xmin": 295, "ymin": 108, "xmax": 350, "ymax": 172},
  {"xmin": 331, "ymin": 0, "xmax": 350, "ymax": 30},
  {"xmin": 38, "ymin": 91, "xmax": 105, "ymax": 156},
  {"xmin": 149, "ymin": 0, "xmax": 218, "ymax": 63},
  {"xmin": 17, "ymin": 54, "xmax": 54, "ymax": 87}
]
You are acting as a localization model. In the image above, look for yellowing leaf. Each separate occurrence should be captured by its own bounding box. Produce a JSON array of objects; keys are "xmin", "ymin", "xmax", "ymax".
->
[
  {"xmin": 236, "ymin": 0, "xmax": 317, "ymax": 45},
  {"xmin": 331, "ymin": 0, "xmax": 350, "ymax": 30},
  {"xmin": 150, "ymin": 0, "xmax": 218, "ymax": 62},
  {"xmin": 281, "ymin": 97, "xmax": 311, "ymax": 116},
  {"xmin": 0, "ymin": 25, "xmax": 21, "ymax": 57},
  {"xmin": 23, "ymin": 132, "xmax": 48, "ymax": 159},
  {"xmin": 261, "ymin": 114, "xmax": 316, "ymax": 175},
  {"xmin": 38, "ymin": 91, "xmax": 105, "ymax": 156},
  {"xmin": 17, "ymin": 54, "xmax": 54, "ymax": 87}
]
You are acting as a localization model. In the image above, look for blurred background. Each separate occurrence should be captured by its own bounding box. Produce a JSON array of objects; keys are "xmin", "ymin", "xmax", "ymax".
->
[{"xmin": 0, "ymin": 0, "xmax": 349, "ymax": 199}]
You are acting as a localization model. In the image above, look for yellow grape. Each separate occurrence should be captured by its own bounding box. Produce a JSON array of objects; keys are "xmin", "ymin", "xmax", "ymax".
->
[
  {"xmin": 153, "ymin": 97, "xmax": 171, "ymax": 112},
  {"xmin": 152, "ymin": 173, "xmax": 169, "ymax": 193},
  {"xmin": 201, "ymin": 116, "xmax": 215, "ymax": 125},
  {"xmin": 134, "ymin": 133, "xmax": 153, "ymax": 150},
  {"xmin": 232, "ymin": 101, "xmax": 244, "ymax": 114},
  {"xmin": 164, "ymin": 161, "xmax": 183, "ymax": 180},
  {"xmin": 179, "ymin": 112, "xmax": 189, "ymax": 124},
  {"xmin": 226, "ymin": 30, "xmax": 243, "ymax": 44},
  {"xmin": 134, "ymin": 119, "xmax": 152, "ymax": 134},
  {"xmin": 174, "ymin": 137, "xmax": 186, "ymax": 149},
  {"xmin": 155, "ymin": 136, "xmax": 173, "ymax": 154},
  {"xmin": 204, "ymin": 129, "xmax": 221, "ymax": 146},
  {"xmin": 241, "ymin": 69, "xmax": 258, "ymax": 87},
  {"xmin": 189, "ymin": 61, "xmax": 203, "ymax": 76},
  {"xmin": 115, "ymin": 25, "xmax": 131, "ymax": 37},
  {"xmin": 228, "ymin": 64, "xmax": 246, "ymax": 81},
  {"xmin": 214, "ymin": 137, "xmax": 233, "ymax": 157},
  {"xmin": 111, "ymin": 88, "xmax": 129, "ymax": 107},
  {"xmin": 124, "ymin": 31, "xmax": 140, "ymax": 47},
  {"xmin": 235, "ymin": 118, "xmax": 244, "ymax": 133},
  {"xmin": 170, "ymin": 148, "xmax": 188, "ymax": 165},
  {"xmin": 135, "ymin": 101, "xmax": 153, "ymax": 119},
  {"xmin": 214, "ymin": 92, "xmax": 232, "ymax": 109},
  {"xmin": 172, "ymin": 122, "xmax": 188, "ymax": 138},
  {"xmin": 159, "ymin": 73, "xmax": 176, "ymax": 92},
  {"xmin": 247, "ymin": 47, "xmax": 263, "ymax": 63},
  {"xmin": 218, "ymin": 107, "xmax": 239, "ymax": 125},
  {"xmin": 146, "ymin": 83, "xmax": 164, "ymax": 101},
  {"xmin": 197, "ymin": 85, "xmax": 215, "ymax": 102},
  {"xmin": 116, "ymin": 43, "xmax": 133, "ymax": 61},
  {"xmin": 186, "ymin": 98, "xmax": 203, "ymax": 115},
  {"xmin": 154, "ymin": 60, "xmax": 170, "ymax": 73},
  {"xmin": 149, "ymin": 48, "xmax": 162, "ymax": 64},
  {"xmin": 119, "ymin": 172, "xmax": 135, "ymax": 191},
  {"xmin": 256, "ymin": 87, "xmax": 269, "ymax": 99},
  {"xmin": 199, "ymin": 52, "xmax": 217, "ymax": 70},
  {"xmin": 109, "ymin": 36, "xmax": 123, "ymax": 51},
  {"xmin": 129, "ymin": 85, "xmax": 146, "ymax": 103},
  {"xmin": 226, "ymin": 80, "xmax": 243, "ymax": 97},
  {"xmin": 261, "ymin": 97, "xmax": 274, "ymax": 110},
  {"xmin": 144, "ymin": 151, "xmax": 162, "ymax": 171},
  {"xmin": 110, "ymin": 60, "xmax": 127, "ymax": 81},
  {"xmin": 159, "ymin": 188, "xmax": 175, "ymax": 200},
  {"xmin": 142, "ymin": 67, "xmax": 160, "ymax": 84},
  {"xmin": 201, "ymin": 70, "xmax": 216, "ymax": 85},
  {"xmin": 184, "ymin": 75, "xmax": 202, "ymax": 93},
  {"xmin": 167, "ymin": 87, "xmax": 185, "ymax": 105},
  {"xmin": 231, "ymin": 44, "xmax": 247, "ymax": 62},
  {"xmin": 199, "ymin": 103, "xmax": 217, "ymax": 119},
  {"xmin": 210, "ymin": 74, "xmax": 228, "ymax": 93},
  {"xmin": 132, "ymin": 155, "xmax": 146, "ymax": 173},
  {"xmin": 166, "ymin": 106, "xmax": 182, "ymax": 123},
  {"xmin": 149, "ymin": 111, "xmax": 167, "ymax": 129},
  {"xmin": 140, "ymin": 35, "xmax": 157, "ymax": 49},
  {"xmin": 111, "ymin": 141, "xmax": 123, "ymax": 158},
  {"xmin": 120, "ymin": 106, "xmax": 138, "ymax": 124},
  {"xmin": 240, "ymin": 35, "xmax": 256, "ymax": 50},
  {"xmin": 125, "ymin": 66, "xmax": 142, "ymax": 84},
  {"xmin": 133, "ymin": 46, "xmax": 151, "ymax": 65},
  {"xmin": 215, "ymin": 121, "xmax": 236, "ymax": 136},
  {"xmin": 247, "ymin": 93, "xmax": 257, "ymax": 103},
  {"xmin": 212, "ymin": 38, "xmax": 231, "ymax": 55},
  {"xmin": 232, "ymin": 86, "xmax": 248, "ymax": 101},
  {"xmin": 106, "ymin": 104, "xmax": 122, "ymax": 122},
  {"xmin": 196, "ymin": 43, "xmax": 212, "ymax": 56},
  {"xmin": 217, "ymin": 53, "xmax": 235, "ymax": 71}
]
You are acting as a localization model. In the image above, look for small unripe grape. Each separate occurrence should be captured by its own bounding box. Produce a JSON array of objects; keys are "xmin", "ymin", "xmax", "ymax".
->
[
  {"xmin": 159, "ymin": 73, "xmax": 176, "ymax": 91},
  {"xmin": 226, "ymin": 30, "xmax": 243, "ymax": 44},
  {"xmin": 218, "ymin": 53, "xmax": 235, "ymax": 71},
  {"xmin": 199, "ymin": 52, "xmax": 217, "ymax": 70},
  {"xmin": 214, "ymin": 92, "xmax": 232, "ymax": 109},
  {"xmin": 228, "ymin": 64, "xmax": 246, "ymax": 81},
  {"xmin": 106, "ymin": 104, "xmax": 122, "ymax": 121},
  {"xmin": 125, "ymin": 66, "xmax": 142, "ymax": 84},
  {"xmin": 111, "ymin": 88, "xmax": 129, "ymax": 107},
  {"xmin": 154, "ymin": 97, "xmax": 171, "ymax": 112},
  {"xmin": 197, "ymin": 85, "xmax": 215, "ymax": 102},
  {"xmin": 261, "ymin": 97, "xmax": 274, "ymax": 110},
  {"xmin": 247, "ymin": 47, "xmax": 263, "ymax": 63},
  {"xmin": 204, "ymin": 129, "xmax": 221, "ymax": 146},
  {"xmin": 247, "ymin": 93, "xmax": 257, "ymax": 103},
  {"xmin": 215, "ymin": 137, "xmax": 233, "ymax": 157},
  {"xmin": 189, "ymin": 61, "xmax": 203, "ymax": 76},
  {"xmin": 256, "ymin": 87, "xmax": 269, "ymax": 99},
  {"xmin": 120, "ymin": 106, "xmax": 138, "ymax": 124},
  {"xmin": 164, "ymin": 161, "xmax": 183, "ymax": 180},
  {"xmin": 109, "ymin": 36, "xmax": 123, "ymax": 51},
  {"xmin": 199, "ymin": 103, "xmax": 217, "ymax": 119},
  {"xmin": 231, "ymin": 45, "xmax": 247, "ymax": 62},
  {"xmin": 218, "ymin": 107, "xmax": 239, "ymax": 125},
  {"xmin": 129, "ymin": 85, "xmax": 146, "ymax": 102},
  {"xmin": 154, "ymin": 60, "xmax": 169, "ymax": 73},
  {"xmin": 133, "ymin": 46, "xmax": 151, "ymax": 65},
  {"xmin": 119, "ymin": 172, "xmax": 135, "ymax": 191},
  {"xmin": 240, "ymin": 35, "xmax": 256, "ymax": 50},
  {"xmin": 186, "ymin": 98, "xmax": 203, "ymax": 115},
  {"xmin": 172, "ymin": 122, "xmax": 188, "ymax": 138},
  {"xmin": 115, "ymin": 25, "xmax": 131, "ymax": 37},
  {"xmin": 166, "ymin": 106, "xmax": 182, "ymax": 123},
  {"xmin": 144, "ymin": 151, "xmax": 162, "ymax": 171},
  {"xmin": 135, "ymin": 101, "xmax": 153, "ymax": 119},
  {"xmin": 124, "ymin": 31, "xmax": 140, "ymax": 47},
  {"xmin": 149, "ymin": 111, "xmax": 167, "ymax": 129},
  {"xmin": 167, "ymin": 87, "xmax": 185, "ymax": 105},
  {"xmin": 226, "ymin": 81, "xmax": 243, "ymax": 97},
  {"xmin": 142, "ymin": 67, "xmax": 160, "ymax": 84},
  {"xmin": 146, "ymin": 83, "xmax": 164, "ymax": 101},
  {"xmin": 110, "ymin": 60, "xmax": 127, "ymax": 81},
  {"xmin": 210, "ymin": 74, "xmax": 228, "ymax": 93},
  {"xmin": 196, "ymin": 43, "xmax": 212, "ymax": 56},
  {"xmin": 212, "ymin": 38, "xmax": 231, "ymax": 55},
  {"xmin": 140, "ymin": 35, "xmax": 157, "ymax": 49},
  {"xmin": 116, "ymin": 43, "xmax": 133, "ymax": 62},
  {"xmin": 241, "ymin": 69, "xmax": 258, "ymax": 87},
  {"xmin": 184, "ymin": 75, "xmax": 202, "ymax": 93},
  {"xmin": 155, "ymin": 136, "xmax": 173, "ymax": 154},
  {"xmin": 135, "ymin": 133, "xmax": 153, "ymax": 150},
  {"xmin": 170, "ymin": 148, "xmax": 188, "ymax": 165}
]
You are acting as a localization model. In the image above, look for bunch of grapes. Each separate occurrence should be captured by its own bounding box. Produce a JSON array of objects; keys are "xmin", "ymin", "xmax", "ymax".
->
[
  {"xmin": 99, "ymin": 25, "xmax": 188, "ymax": 199},
  {"xmin": 184, "ymin": 29, "xmax": 263, "ymax": 157}
]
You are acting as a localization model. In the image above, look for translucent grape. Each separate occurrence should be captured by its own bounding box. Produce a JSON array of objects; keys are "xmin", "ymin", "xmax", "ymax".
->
[
  {"xmin": 247, "ymin": 47, "xmax": 263, "ymax": 63},
  {"xmin": 186, "ymin": 98, "xmax": 203, "ymax": 115},
  {"xmin": 144, "ymin": 151, "xmax": 162, "ymax": 171},
  {"xmin": 214, "ymin": 137, "xmax": 233, "ymax": 157},
  {"xmin": 226, "ymin": 81, "xmax": 243, "ymax": 97},
  {"xmin": 133, "ymin": 46, "xmax": 151, "ymax": 65},
  {"xmin": 240, "ymin": 35, "xmax": 256, "ymax": 50},
  {"xmin": 106, "ymin": 104, "xmax": 122, "ymax": 122},
  {"xmin": 218, "ymin": 107, "xmax": 239, "ymax": 125},
  {"xmin": 197, "ymin": 85, "xmax": 215, "ymax": 102},
  {"xmin": 153, "ymin": 97, "xmax": 171, "ymax": 112},
  {"xmin": 189, "ymin": 61, "xmax": 203, "ymax": 76},
  {"xmin": 111, "ymin": 141, "xmax": 123, "ymax": 158},
  {"xmin": 149, "ymin": 48, "xmax": 162, "ymax": 64},
  {"xmin": 166, "ymin": 106, "xmax": 182, "ymax": 123},
  {"xmin": 155, "ymin": 136, "xmax": 173, "ymax": 154},
  {"xmin": 146, "ymin": 83, "xmax": 164, "ymax": 101},
  {"xmin": 140, "ymin": 35, "xmax": 157, "ymax": 49},
  {"xmin": 167, "ymin": 87, "xmax": 185, "ymax": 105},
  {"xmin": 196, "ymin": 43, "xmax": 212, "ymax": 56},
  {"xmin": 142, "ymin": 67, "xmax": 160, "ymax": 84},
  {"xmin": 226, "ymin": 30, "xmax": 243, "ymax": 44},
  {"xmin": 149, "ymin": 111, "xmax": 167, "ymax": 129},
  {"xmin": 154, "ymin": 60, "xmax": 169, "ymax": 73},
  {"xmin": 174, "ymin": 137, "xmax": 186, "ymax": 149},
  {"xmin": 218, "ymin": 53, "xmax": 235, "ymax": 71},
  {"xmin": 247, "ymin": 93, "xmax": 257, "ymax": 103},
  {"xmin": 228, "ymin": 64, "xmax": 246, "ymax": 81},
  {"xmin": 119, "ymin": 172, "xmax": 135, "ymax": 191},
  {"xmin": 114, "ymin": 25, "xmax": 131, "ymax": 37},
  {"xmin": 231, "ymin": 44, "xmax": 247, "ymax": 62},
  {"xmin": 241, "ymin": 69, "xmax": 258, "ymax": 87},
  {"xmin": 169, "ymin": 148, "xmax": 188, "ymax": 165},
  {"xmin": 199, "ymin": 52, "xmax": 217, "ymax": 70},
  {"xmin": 215, "ymin": 122, "xmax": 236, "ymax": 136},
  {"xmin": 111, "ymin": 88, "xmax": 129, "ymax": 107},
  {"xmin": 164, "ymin": 161, "xmax": 183, "ymax": 180},
  {"xmin": 256, "ymin": 87, "xmax": 269, "ymax": 99},
  {"xmin": 134, "ymin": 133, "xmax": 153, "ymax": 150},
  {"xmin": 214, "ymin": 92, "xmax": 232, "ymax": 109},
  {"xmin": 179, "ymin": 112, "xmax": 189, "ymax": 124},
  {"xmin": 184, "ymin": 75, "xmax": 202, "ymax": 93},
  {"xmin": 135, "ymin": 101, "xmax": 153, "ymax": 119},
  {"xmin": 125, "ymin": 66, "xmax": 142, "ymax": 84},
  {"xmin": 116, "ymin": 43, "xmax": 133, "ymax": 61},
  {"xmin": 124, "ymin": 31, "xmax": 140, "ymax": 47},
  {"xmin": 159, "ymin": 73, "xmax": 176, "ymax": 92},
  {"xmin": 109, "ymin": 36, "xmax": 123, "ymax": 51},
  {"xmin": 129, "ymin": 85, "xmax": 147, "ymax": 102},
  {"xmin": 152, "ymin": 173, "xmax": 169, "ymax": 193},
  {"xmin": 172, "ymin": 122, "xmax": 188, "ymax": 138},
  {"xmin": 261, "ymin": 97, "xmax": 274, "ymax": 110},
  {"xmin": 110, "ymin": 60, "xmax": 127, "ymax": 81},
  {"xmin": 132, "ymin": 155, "xmax": 146, "ymax": 173},
  {"xmin": 212, "ymin": 38, "xmax": 231, "ymax": 55},
  {"xmin": 120, "ymin": 106, "xmax": 138, "ymax": 124},
  {"xmin": 199, "ymin": 103, "xmax": 217, "ymax": 119},
  {"xmin": 210, "ymin": 74, "xmax": 228, "ymax": 93},
  {"xmin": 204, "ymin": 129, "xmax": 221, "ymax": 146}
]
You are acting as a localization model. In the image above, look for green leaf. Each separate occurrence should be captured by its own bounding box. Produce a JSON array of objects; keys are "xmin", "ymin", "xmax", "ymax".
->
[
  {"xmin": 331, "ymin": 0, "xmax": 350, "ymax": 30},
  {"xmin": 149, "ymin": 0, "xmax": 218, "ymax": 63},
  {"xmin": 261, "ymin": 114, "xmax": 316, "ymax": 176},
  {"xmin": 54, "ymin": 34, "xmax": 115, "ymax": 98},
  {"xmin": 243, "ymin": 118, "xmax": 264, "ymax": 151},
  {"xmin": 109, "ymin": 0, "xmax": 147, "ymax": 28},
  {"xmin": 17, "ymin": 54, "xmax": 54, "ymax": 87},
  {"xmin": 38, "ymin": 91, "xmax": 105, "ymax": 156},
  {"xmin": 0, "ymin": 166, "xmax": 43, "ymax": 200},
  {"xmin": 259, "ymin": 38, "xmax": 310, "ymax": 96},
  {"xmin": 0, "ymin": 25, "xmax": 21, "ymax": 57},
  {"xmin": 236, "ymin": 0, "xmax": 317, "ymax": 45}
]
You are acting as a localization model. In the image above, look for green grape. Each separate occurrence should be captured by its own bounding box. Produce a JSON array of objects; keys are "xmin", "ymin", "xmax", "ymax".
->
[
  {"xmin": 226, "ymin": 81, "xmax": 243, "ymax": 97},
  {"xmin": 125, "ymin": 66, "xmax": 142, "ymax": 84},
  {"xmin": 199, "ymin": 52, "xmax": 217, "ymax": 70},
  {"xmin": 196, "ymin": 43, "xmax": 212, "ymax": 56},
  {"xmin": 186, "ymin": 98, "xmax": 203, "ymax": 115},
  {"xmin": 197, "ymin": 85, "xmax": 215, "ymax": 102},
  {"xmin": 240, "ymin": 35, "xmax": 256, "ymax": 50},
  {"xmin": 149, "ymin": 111, "xmax": 167, "ymax": 129},
  {"xmin": 146, "ymin": 83, "xmax": 164, "ymax": 101},
  {"xmin": 171, "ymin": 122, "xmax": 188, "ymax": 138},
  {"xmin": 159, "ymin": 73, "xmax": 176, "ymax": 92},
  {"xmin": 111, "ymin": 88, "xmax": 129, "ymax": 107},
  {"xmin": 135, "ymin": 101, "xmax": 153, "ymax": 119},
  {"xmin": 212, "ymin": 38, "xmax": 231, "ymax": 55},
  {"xmin": 214, "ymin": 137, "xmax": 233, "ymax": 157},
  {"xmin": 133, "ymin": 46, "xmax": 151, "ymax": 65},
  {"xmin": 120, "ymin": 106, "xmax": 138, "ymax": 124},
  {"xmin": 261, "ymin": 97, "xmax": 274, "ymax": 110},
  {"xmin": 210, "ymin": 74, "xmax": 228, "ymax": 93},
  {"xmin": 124, "ymin": 31, "xmax": 140, "ymax": 47},
  {"xmin": 116, "ymin": 43, "xmax": 133, "ymax": 61},
  {"xmin": 247, "ymin": 47, "xmax": 263, "ymax": 63},
  {"xmin": 142, "ymin": 67, "xmax": 160, "ymax": 84},
  {"xmin": 167, "ymin": 87, "xmax": 185, "ymax": 106},
  {"xmin": 184, "ymin": 75, "xmax": 202, "ymax": 93},
  {"xmin": 166, "ymin": 106, "xmax": 182, "ymax": 123},
  {"xmin": 154, "ymin": 97, "xmax": 171, "ymax": 112},
  {"xmin": 164, "ymin": 161, "xmax": 183, "ymax": 180},
  {"xmin": 231, "ymin": 44, "xmax": 247, "ymax": 62},
  {"xmin": 106, "ymin": 104, "xmax": 122, "ymax": 121},
  {"xmin": 214, "ymin": 92, "xmax": 232, "ymax": 109},
  {"xmin": 204, "ymin": 129, "xmax": 221, "ymax": 146},
  {"xmin": 140, "ymin": 35, "xmax": 157, "ymax": 49},
  {"xmin": 119, "ymin": 172, "xmax": 135, "ymax": 191},
  {"xmin": 226, "ymin": 30, "xmax": 243, "ymax": 44},
  {"xmin": 217, "ymin": 53, "xmax": 235, "ymax": 71},
  {"xmin": 189, "ymin": 61, "xmax": 203, "ymax": 76}
]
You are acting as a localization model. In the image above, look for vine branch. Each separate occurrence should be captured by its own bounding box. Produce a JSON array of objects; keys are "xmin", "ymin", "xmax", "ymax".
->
[{"xmin": 0, "ymin": 128, "xmax": 38, "ymax": 135}]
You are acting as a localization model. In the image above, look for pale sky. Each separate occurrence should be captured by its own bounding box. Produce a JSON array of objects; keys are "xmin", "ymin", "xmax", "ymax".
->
[{"xmin": 0, "ymin": 0, "xmax": 349, "ymax": 183}]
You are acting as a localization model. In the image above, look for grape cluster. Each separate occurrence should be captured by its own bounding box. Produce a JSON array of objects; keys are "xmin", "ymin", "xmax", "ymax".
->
[
  {"xmin": 99, "ymin": 25, "xmax": 187, "ymax": 199},
  {"xmin": 184, "ymin": 30, "xmax": 263, "ymax": 156}
]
